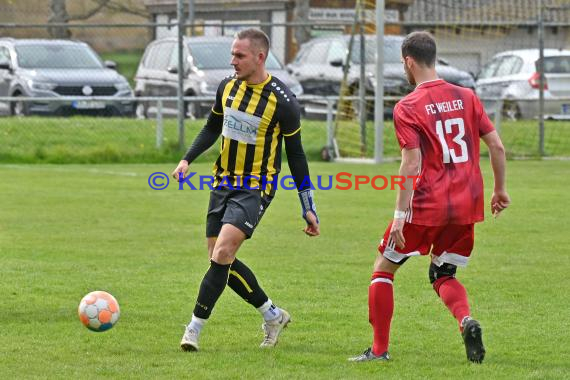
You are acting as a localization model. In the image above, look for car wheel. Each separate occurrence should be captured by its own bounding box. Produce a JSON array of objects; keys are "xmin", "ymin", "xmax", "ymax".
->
[
  {"xmin": 320, "ymin": 146, "xmax": 333, "ymax": 162},
  {"xmin": 135, "ymin": 101, "xmax": 147, "ymax": 119},
  {"xmin": 10, "ymin": 94, "xmax": 27, "ymax": 116},
  {"xmin": 502, "ymin": 100, "xmax": 521, "ymax": 121}
]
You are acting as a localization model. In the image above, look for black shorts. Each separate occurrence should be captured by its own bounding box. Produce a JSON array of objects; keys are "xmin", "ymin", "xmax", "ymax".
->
[{"xmin": 206, "ymin": 188, "xmax": 273, "ymax": 239}]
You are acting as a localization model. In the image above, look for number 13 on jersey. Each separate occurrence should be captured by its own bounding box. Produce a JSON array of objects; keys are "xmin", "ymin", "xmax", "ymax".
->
[{"xmin": 435, "ymin": 117, "xmax": 468, "ymax": 163}]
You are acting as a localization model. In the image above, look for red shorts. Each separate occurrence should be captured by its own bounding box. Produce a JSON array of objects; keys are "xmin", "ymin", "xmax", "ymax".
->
[{"xmin": 378, "ymin": 222, "xmax": 474, "ymax": 267}]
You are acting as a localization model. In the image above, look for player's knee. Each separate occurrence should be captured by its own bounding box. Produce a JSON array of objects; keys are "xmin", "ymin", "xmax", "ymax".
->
[
  {"xmin": 428, "ymin": 262, "xmax": 457, "ymax": 283},
  {"xmin": 429, "ymin": 262, "xmax": 457, "ymax": 294},
  {"xmin": 212, "ymin": 243, "xmax": 237, "ymax": 264}
]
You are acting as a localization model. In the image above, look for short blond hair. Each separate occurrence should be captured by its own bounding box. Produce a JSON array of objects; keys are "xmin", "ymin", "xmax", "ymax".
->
[{"xmin": 235, "ymin": 28, "xmax": 270, "ymax": 58}]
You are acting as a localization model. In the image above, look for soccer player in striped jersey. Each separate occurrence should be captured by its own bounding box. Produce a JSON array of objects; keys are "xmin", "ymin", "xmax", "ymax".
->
[
  {"xmin": 349, "ymin": 31, "xmax": 510, "ymax": 364},
  {"xmin": 172, "ymin": 28, "xmax": 319, "ymax": 352}
]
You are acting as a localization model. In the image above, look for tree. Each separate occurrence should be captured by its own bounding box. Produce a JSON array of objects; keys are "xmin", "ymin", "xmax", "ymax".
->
[
  {"xmin": 48, "ymin": 0, "xmax": 148, "ymax": 38},
  {"xmin": 293, "ymin": 0, "xmax": 311, "ymax": 47},
  {"xmin": 48, "ymin": 0, "xmax": 72, "ymax": 38}
]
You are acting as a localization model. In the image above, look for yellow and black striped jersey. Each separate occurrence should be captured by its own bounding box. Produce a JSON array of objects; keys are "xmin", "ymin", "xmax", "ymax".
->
[{"xmin": 210, "ymin": 74, "xmax": 301, "ymax": 196}]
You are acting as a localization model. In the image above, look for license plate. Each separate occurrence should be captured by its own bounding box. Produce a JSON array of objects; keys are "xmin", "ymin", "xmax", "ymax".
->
[{"xmin": 72, "ymin": 100, "xmax": 106, "ymax": 109}]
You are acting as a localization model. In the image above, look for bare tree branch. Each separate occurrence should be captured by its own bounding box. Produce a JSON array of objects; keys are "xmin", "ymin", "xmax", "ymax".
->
[
  {"xmin": 294, "ymin": 0, "xmax": 311, "ymax": 46},
  {"xmin": 48, "ymin": 0, "xmax": 71, "ymax": 38},
  {"xmin": 67, "ymin": 0, "xmax": 111, "ymax": 21},
  {"xmin": 105, "ymin": 1, "xmax": 149, "ymax": 18},
  {"xmin": 47, "ymin": 0, "xmax": 149, "ymax": 38}
]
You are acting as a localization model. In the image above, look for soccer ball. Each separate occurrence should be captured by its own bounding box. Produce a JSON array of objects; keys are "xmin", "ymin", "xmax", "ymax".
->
[{"xmin": 78, "ymin": 291, "xmax": 120, "ymax": 332}]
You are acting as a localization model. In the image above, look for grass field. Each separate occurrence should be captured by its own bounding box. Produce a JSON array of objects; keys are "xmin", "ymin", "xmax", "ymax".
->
[
  {"xmin": 1, "ymin": 117, "xmax": 569, "ymax": 164},
  {"xmin": 0, "ymin": 117, "xmax": 332, "ymax": 164},
  {"xmin": 1, "ymin": 160, "xmax": 569, "ymax": 379}
]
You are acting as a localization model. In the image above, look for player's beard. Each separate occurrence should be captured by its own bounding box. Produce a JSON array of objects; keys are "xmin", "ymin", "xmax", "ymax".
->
[
  {"xmin": 234, "ymin": 66, "xmax": 252, "ymax": 81},
  {"xmin": 233, "ymin": 68, "xmax": 243, "ymax": 80},
  {"xmin": 404, "ymin": 65, "xmax": 416, "ymax": 86}
]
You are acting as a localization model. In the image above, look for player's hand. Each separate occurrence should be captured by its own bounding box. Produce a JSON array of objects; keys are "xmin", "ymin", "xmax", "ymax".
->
[
  {"xmin": 171, "ymin": 160, "xmax": 189, "ymax": 182},
  {"xmin": 389, "ymin": 217, "xmax": 406, "ymax": 249},
  {"xmin": 303, "ymin": 211, "xmax": 320, "ymax": 237},
  {"xmin": 491, "ymin": 190, "xmax": 511, "ymax": 218}
]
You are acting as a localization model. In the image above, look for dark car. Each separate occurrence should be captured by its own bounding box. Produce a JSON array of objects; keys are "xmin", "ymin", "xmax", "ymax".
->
[
  {"xmin": 287, "ymin": 35, "xmax": 475, "ymax": 117},
  {"xmin": 0, "ymin": 38, "xmax": 134, "ymax": 116},
  {"xmin": 134, "ymin": 36, "xmax": 303, "ymax": 119}
]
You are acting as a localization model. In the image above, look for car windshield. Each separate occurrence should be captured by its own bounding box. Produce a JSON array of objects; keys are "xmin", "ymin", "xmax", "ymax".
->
[
  {"xmin": 188, "ymin": 41, "xmax": 282, "ymax": 70},
  {"xmin": 351, "ymin": 38, "xmax": 402, "ymax": 64},
  {"xmin": 536, "ymin": 56, "xmax": 570, "ymax": 74},
  {"xmin": 15, "ymin": 44, "xmax": 103, "ymax": 69}
]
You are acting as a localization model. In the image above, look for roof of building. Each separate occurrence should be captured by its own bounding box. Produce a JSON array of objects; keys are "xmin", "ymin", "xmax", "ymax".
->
[
  {"xmin": 404, "ymin": 0, "xmax": 570, "ymax": 24},
  {"xmin": 144, "ymin": 0, "xmax": 292, "ymax": 13}
]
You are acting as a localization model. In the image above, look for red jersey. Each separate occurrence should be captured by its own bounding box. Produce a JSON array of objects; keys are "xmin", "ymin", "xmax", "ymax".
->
[{"xmin": 393, "ymin": 79, "xmax": 495, "ymax": 226}]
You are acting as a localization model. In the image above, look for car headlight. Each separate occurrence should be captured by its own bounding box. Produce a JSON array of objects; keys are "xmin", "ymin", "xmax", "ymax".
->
[
  {"xmin": 290, "ymin": 83, "xmax": 303, "ymax": 96},
  {"xmin": 115, "ymin": 82, "xmax": 131, "ymax": 92},
  {"xmin": 199, "ymin": 81, "xmax": 216, "ymax": 95},
  {"xmin": 27, "ymin": 80, "xmax": 56, "ymax": 91}
]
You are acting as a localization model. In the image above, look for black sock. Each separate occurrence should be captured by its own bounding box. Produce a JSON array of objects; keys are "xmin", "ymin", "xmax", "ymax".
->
[
  {"xmin": 227, "ymin": 258, "xmax": 269, "ymax": 308},
  {"xmin": 192, "ymin": 260, "xmax": 231, "ymax": 319}
]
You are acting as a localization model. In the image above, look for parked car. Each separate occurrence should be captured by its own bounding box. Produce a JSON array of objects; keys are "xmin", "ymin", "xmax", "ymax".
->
[
  {"xmin": 475, "ymin": 49, "xmax": 570, "ymax": 120},
  {"xmin": 286, "ymin": 34, "xmax": 475, "ymax": 118},
  {"xmin": 0, "ymin": 38, "xmax": 134, "ymax": 116},
  {"xmin": 134, "ymin": 36, "xmax": 303, "ymax": 119}
]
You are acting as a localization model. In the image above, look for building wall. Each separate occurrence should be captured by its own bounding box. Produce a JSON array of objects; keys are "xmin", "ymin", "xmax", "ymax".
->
[
  {"xmin": 146, "ymin": 1, "xmax": 292, "ymax": 62},
  {"xmin": 404, "ymin": 25, "xmax": 570, "ymax": 74},
  {"xmin": 402, "ymin": 0, "xmax": 570, "ymax": 73}
]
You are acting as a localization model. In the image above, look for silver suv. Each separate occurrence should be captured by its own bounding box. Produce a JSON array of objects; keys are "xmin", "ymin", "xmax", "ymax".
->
[
  {"xmin": 134, "ymin": 36, "xmax": 303, "ymax": 119},
  {"xmin": 0, "ymin": 38, "xmax": 134, "ymax": 116},
  {"xmin": 476, "ymin": 49, "xmax": 570, "ymax": 120}
]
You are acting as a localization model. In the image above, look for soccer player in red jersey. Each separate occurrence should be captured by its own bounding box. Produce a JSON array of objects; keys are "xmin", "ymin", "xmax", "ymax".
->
[{"xmin": 350, "ymin": 31, "xmax": 510, "ymax": 364}]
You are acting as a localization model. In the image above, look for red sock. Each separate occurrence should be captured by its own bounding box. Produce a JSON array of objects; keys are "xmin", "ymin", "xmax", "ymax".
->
[
  {"xmin": 433, "ymin": 277, "xmax": 471, "ymax": 330},
  {"xmin": 369, "ymin": 271, "xmax": 394, "ymax": 355}
]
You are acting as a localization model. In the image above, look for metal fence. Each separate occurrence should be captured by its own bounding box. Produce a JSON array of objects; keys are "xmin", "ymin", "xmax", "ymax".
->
[{"xmin": 1, "ymin": 0, "xmax": 570, "ymax": 163}]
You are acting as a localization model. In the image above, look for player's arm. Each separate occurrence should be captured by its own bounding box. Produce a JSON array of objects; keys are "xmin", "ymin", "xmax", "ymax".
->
[
  {"xmin": 390, "ymin": 102, "xmax": 421, "ymax": 248},
  {"xmin": 172, "ymin": 80, "xmax": 226, "ymax": 181},
  {"xmin": 284, "ymin": 130, "xmax": 320, "ymax": 237},
  {"xmin": 171, "ymin": 111, "xmax": 223, "ymax": 181},
  {"xmin": 395, "ymin": 147, "xmax": 421, "ymax": 212},
  {"xmin": 474, "ymin": 93, "xmax": 510, "ymax": 217},
  {"xmin": 481, "ymin": 131, "xmax": 510, "ymax": 216},
  {"xmin": 390, "ymin": 147, "xmax": 421, "ymax": 248}
]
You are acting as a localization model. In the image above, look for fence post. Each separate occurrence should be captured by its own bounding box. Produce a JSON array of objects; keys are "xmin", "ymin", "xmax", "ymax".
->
[
  {"xmin": 358, "ymin": 8, "xmax": 366, "ymax": 157},
  {"xmin": 326, "ymin": 98, "xmax": 334, "ymax": 159},
  {"xmin": 156, "ymin": 100, "xmax": 163, "ymax": 149},
  {"xmin": 538, "ymin": 1, "xmax": 545, "ymax": 156},
  {"xmin": 177, "ymin": 0, "xmax": 185, "ymax": 151},
  {"xmin": 374, "ymin": 0, "xmax": 385, "ymax": 164}
]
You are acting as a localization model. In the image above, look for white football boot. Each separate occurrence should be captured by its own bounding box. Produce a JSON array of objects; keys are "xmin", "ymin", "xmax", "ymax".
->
[
  {"xmin": 259, "ymin": 309, "xmax": 291, "ymax": 348},
  {"xmin": 180, "ymin": 326, "xmax": 200, "ymax": 352}
]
